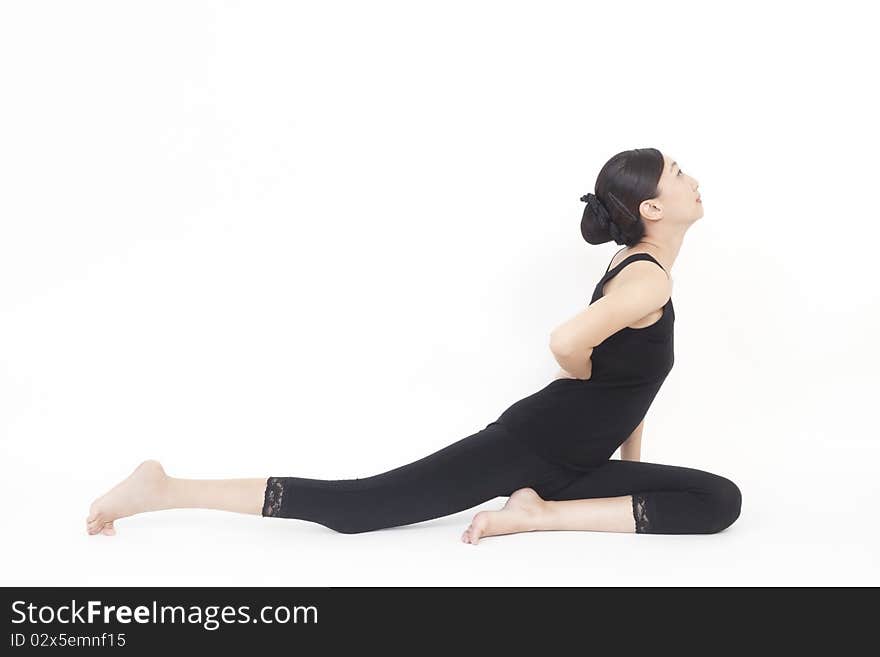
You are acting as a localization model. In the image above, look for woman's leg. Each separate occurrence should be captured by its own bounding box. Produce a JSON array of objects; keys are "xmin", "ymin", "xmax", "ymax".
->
[
  {"xmin": 86, "ymin": 460, "xmax": 267, "ymax": 535},
  {"xmin": 260, "ymin": 421, "xmax": 576, "ymax": 534},
  {"xmin": 86, "ymin": 422, "xmax": 575, "ymax": 536},
  {"xmin": 462, "ymin": 459, "xmax": 742, "ymax": 543}
]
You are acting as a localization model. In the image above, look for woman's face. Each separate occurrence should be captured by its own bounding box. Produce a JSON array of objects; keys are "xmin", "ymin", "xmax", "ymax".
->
[{"xmin": 643, "ymin": 153, "xmax": 702, "ymax": 225}]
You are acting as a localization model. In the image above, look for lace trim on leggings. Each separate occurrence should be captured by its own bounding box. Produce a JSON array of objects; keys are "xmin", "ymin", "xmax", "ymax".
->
[
  {"xmin": 263, "ymin": 477, "xmax": 284, "ymax": 517},
  {"xmin": 632, "ymin": 493, "xmax": 650, "ymax": 533}
]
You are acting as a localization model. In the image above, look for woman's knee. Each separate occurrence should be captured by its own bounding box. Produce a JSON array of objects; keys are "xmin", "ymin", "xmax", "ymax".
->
[{"xmin": 705, "ymin": 476, "xmax": 742, "ymax": 533}]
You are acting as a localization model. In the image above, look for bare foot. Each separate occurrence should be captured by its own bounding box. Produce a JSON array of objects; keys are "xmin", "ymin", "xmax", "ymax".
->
[
  {"xmin": 460, "ymin": 487, "xmax": 547, "ymax": 545},
  {"xmin": 86, "ymin": 460, "xmax": 170, "ymax": 536}
]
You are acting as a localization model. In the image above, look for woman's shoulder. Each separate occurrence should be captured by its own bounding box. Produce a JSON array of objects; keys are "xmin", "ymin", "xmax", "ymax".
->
[
  {"xmin": 602, "ymin": 252, "xmax": 671, "ymax": 297},
  {"xmin": 607, "ymin": 248, "xmax": 670, "ymax": 279}
]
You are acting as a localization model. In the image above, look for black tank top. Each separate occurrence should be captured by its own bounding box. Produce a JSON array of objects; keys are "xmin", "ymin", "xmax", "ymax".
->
[
  {"xmin": 496, "ymin": 251, "xmax": 675, "ymax": 469},
  {"xmin": 588, "ymin": 252, "xmax": 675, "ymax": 384}
]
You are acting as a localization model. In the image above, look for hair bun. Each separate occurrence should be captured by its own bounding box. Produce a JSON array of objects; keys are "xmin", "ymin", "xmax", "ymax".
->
[
  {"xmin": 580, "ymin": 191, "xmax": 626, "ymax": 245},
  {"xmin": 580, "ymin": 192, "xmax": 611, "ymax": 226}
]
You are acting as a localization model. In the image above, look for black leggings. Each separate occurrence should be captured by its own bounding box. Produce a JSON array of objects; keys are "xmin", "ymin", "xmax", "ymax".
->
[{"xmin": 261, "ymin": 420, "xmax": 742, "ymax": 535}]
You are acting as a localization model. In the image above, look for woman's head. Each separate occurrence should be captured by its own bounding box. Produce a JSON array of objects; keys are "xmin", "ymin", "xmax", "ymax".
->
[{"xmin": 580, "ymin": 148, "xmax": 702, "ymax": 247}]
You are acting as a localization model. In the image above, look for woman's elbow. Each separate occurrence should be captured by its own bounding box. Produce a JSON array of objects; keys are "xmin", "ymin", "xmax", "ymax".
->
[{"xmin": 549, "ymin": 331, "xmax": 574, "ymax": 358}]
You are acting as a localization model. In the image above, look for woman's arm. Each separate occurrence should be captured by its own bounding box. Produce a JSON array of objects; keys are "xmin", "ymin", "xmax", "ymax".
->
[
  {"xmin": 552, "ymin": 364, "xmax": 589, "ymax": 380},
  {"xmin": 551, "ymin": 353, "xmax": 592, "ymax": 380},
  {"xmin": 549, "ymin": 262, "xmax": 670, "ymax": 379},
  {"xmin": 620, "ymin": 419, "xmax": 644, "ymax": 462}
]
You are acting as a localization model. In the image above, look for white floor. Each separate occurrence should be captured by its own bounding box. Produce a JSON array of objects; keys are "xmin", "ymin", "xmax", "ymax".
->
[{"xmin": 3, "ymin": 370, "xmax": 876, "ymax": 587}]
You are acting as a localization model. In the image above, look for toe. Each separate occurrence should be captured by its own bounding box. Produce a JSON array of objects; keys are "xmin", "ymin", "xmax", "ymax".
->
[{"xmin": 87, "ymin": 500, "xmax": 104, "ymax": 523}]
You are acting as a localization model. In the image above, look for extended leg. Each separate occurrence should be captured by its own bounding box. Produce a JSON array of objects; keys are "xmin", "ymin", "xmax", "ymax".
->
[
  {"xmin": 262, "ymin": 422, "xmax": 575, "ymax": 534},
  {"xmin": 85, "ymin": 423, "xmax": 572, "ymax": 537},
  {"xmin": 86, "ymin": 459, "xmax": 267, "ymax": 536}
]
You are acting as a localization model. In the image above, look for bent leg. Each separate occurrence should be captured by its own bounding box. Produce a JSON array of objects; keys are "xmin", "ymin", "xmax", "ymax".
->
[
  {"xmin": 262, "ymin": 422, "xmax": 574, "ymax": 534},
  {"xmin": 540, "ymin": 459, "xmax": 743, "ymax": 534}
]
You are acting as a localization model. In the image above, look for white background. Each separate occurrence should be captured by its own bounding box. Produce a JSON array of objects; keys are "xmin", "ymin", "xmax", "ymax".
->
[{"xmin": 1, "ymin": 0, "xmax": 877, "ymax": 586}]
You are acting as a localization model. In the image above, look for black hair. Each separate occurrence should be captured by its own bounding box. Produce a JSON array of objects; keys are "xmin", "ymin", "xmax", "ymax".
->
[{"xmin": 580, "ymin": 147, "xmax": 664, "ymax": 247}]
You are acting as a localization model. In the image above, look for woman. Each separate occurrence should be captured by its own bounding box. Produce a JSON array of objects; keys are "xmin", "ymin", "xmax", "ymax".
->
[{"xmin": 86, "ymin": 147, "xmax": 742, "ymax": 543}]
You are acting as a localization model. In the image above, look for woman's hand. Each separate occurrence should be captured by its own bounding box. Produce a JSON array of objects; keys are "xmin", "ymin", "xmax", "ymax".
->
[
  {"xmin": 550, "ymin": 344, "xmax": 594, "ymax": 381},
  {"xmin": 553, "ymin": 356, "xmax": 592, "ymax": 381}
]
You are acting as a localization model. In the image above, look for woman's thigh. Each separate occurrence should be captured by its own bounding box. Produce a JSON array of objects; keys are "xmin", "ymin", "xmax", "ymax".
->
[{"xmin": 264, "ymin": 421, "xmax": 577, "ymax": 533}]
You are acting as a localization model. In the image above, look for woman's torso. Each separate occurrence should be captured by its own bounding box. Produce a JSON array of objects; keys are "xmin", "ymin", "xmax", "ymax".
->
[
  {"xmin": 583, "ymin": 249, "xmax": 675, "ymax": 384},
  {"xmin": 496, "ymin": 249, "xmax": 676, "ymax": 468}
]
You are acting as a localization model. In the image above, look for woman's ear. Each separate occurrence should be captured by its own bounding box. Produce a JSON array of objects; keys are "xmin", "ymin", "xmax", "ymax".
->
[{"xmin": 639, "ymin": 199, "xmax": 663, "ymax": 221}]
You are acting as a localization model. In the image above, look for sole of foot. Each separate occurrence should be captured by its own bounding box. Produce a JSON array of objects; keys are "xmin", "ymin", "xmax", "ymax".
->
[
  {"xmin": 460, "ymin": 487, "xmax": 546, "ymax": 545},
  {"xmin": 86, "ymin": 459, "xmax": 169, "ymax": 536}
]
